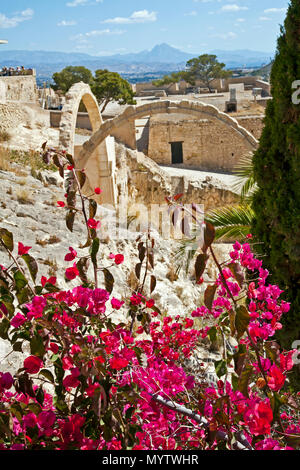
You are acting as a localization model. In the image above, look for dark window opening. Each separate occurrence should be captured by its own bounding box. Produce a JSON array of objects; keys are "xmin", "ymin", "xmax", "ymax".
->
[{"xmin": 170, "ymin": 142, "xmax": 183, "ymax": 164}]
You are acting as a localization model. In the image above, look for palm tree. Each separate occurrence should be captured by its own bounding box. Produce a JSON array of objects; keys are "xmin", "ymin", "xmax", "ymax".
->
[
  {"xmin": 205, "ymin": 152, "xmax": 257, "ymax": 241},
  {"xmin": 174, "ymin": 153, "xmax": 257, "ymax": 274}
]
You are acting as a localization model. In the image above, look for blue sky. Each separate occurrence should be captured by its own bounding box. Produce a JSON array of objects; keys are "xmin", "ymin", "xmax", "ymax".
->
[{"xmin": 0, "ymin": 0, "xmax": 290, "ymax": 55}]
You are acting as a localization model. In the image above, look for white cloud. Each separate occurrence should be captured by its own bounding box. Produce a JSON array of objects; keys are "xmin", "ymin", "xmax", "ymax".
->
[
  {"xmin": 0, "ymin": 8, "xmax": 34, "ymax": 29},
  {"xmin": 103, "ymin": 10, "xmax": 157, "ymax": 24},
  {"xmin": 211, "ymin": 31, "xmax": 237, "ymax": 40},
  {"xmin": 67, "ymin": 0, "xmax": 103, "ymax": 7},
  {"xmin": 264, "ymin": 8, "xmax": 287, "ymax": 14},
  {"xmin": 221, "ymin": 4, "xmax": 248, "ymax": 12},
  {"xmin": 57, "ymin": 20, "xmax": 77, "ymax": 26},
  {"xmin": 72, "ymin": 29, "xmax": 125, "ymax": 42},
  {"xmin": 184, "ymin": 11, "xmax": 197, "ymax": 16},
  {"xmin": 259, "ymin": 16, "xmax": 271, "ymax": 21}
]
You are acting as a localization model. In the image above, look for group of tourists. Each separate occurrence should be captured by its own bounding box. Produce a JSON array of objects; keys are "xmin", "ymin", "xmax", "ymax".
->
[{"xmin": 0, "ymin": 66, "xmax": 33, "ymax": 76}]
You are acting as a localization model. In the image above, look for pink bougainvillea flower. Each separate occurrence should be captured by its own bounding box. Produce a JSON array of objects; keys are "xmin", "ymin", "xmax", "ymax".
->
[
  {"xmin": 71, "ymin": 344, "xmax": 81, "ymax": 355},
  {"xmin": 24, "ymin": 356, "xmax": 43, "ymax": 375},
  {"xmin": 64, "ymin": 247, "xmax": 77, "ymax": 262},
  {"xmin": 10, "ymin": 312, "xmax": 27, "ymax": 328},
  {"xmin": 0, "ymin": 372, "xmax": 13, "ymax": 390},
  {"xmin": 94, "ymin": 187, "xmax": 103, "ymax": 195},
  {"xmin": 87, "ymin": 218, "xmax": 101, "ymax": 230},
  {"xmin": 37, "ymin": 411, "xmax": 56, "ymax": 430},
  {"xmin": 146, "ymin": 299, "xmax": 155, "ymax": 309},
  {"xmin": 114, "ymin": 254, "xmax": 124, "ymax": 265},
  {"xmin": 267, "ymin": 365, "xmax": 286, "ymax": 392},
  {"xmin": 109, "ymin": 253, "xmax": 115, "ymax": 260},
  {"xmin": 41, "ymin": 276, "xmax": 57, "ymax": 287},
  {"xmin": 110, "ymin": 356, "xmax": 129, "ymax": 371},
  {"xmin": 65, "ymin": 263, "xmax": 79, "ymax": 281},
  {"xmin": 130, "ymin": 294, "xmax": 143, "ymax": 306},
  {"xmin": 62, "ymin": 356, "xmax": 74, "ymax": 371},
  {"xmin": 18, "ymin": 242, "xmax": 32, "ymax": 256},
  {"xmin": 111, "ymin": 298, "xmax": 124, "ymax": 310},
  {"xmin": 63, "ymin": 371, "xmax": 81, "ymax": 389},
  {"xmin": 23, "ymin": 413, "xmax": 38, "ymax": 429},
  {"xmin": 49, "ymin": 343, "xmax": 59, "ymax": 354},
  {"xmin": 57, "ymin": 201, "xmax": 65, "ymax": 208}
]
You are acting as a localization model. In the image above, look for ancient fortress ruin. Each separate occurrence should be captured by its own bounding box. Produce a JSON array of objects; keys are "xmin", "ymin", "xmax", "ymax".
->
[{"xmin": 0, "ymin": 72, "xmax": 267, "ymax": 211}]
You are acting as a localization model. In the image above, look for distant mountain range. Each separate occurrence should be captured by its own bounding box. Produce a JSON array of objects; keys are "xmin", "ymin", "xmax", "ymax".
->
[{"xmin": 0, "ymin": 43, "xmax": 274, "ymax": 81}]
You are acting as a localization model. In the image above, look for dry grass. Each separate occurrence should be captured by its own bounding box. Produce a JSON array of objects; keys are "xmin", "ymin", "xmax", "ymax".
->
[
  {"xmin": 127, "ymin": 270, "xmax": 139, "ymax": 292},
  {"xmin": 0, "ymin": 130, "xmax": 11, "ymax": 143},
  {"xmin": 0, "ymin": 148, "xmax": 57, "ymax": 173},
  {"xmin": 15, "ymin": 188, "xmax": 34, "ymax": 205},
  {"xmin": 166, "ymin": 264, "xmax": 179, "ymax": 282},
  {"xmin": 41, "ymin": 258, "xmax": 58, "ymax": 277},
  {"xmin": 0, "ymin": 147, "xmax": 11, "ymax": 171}
]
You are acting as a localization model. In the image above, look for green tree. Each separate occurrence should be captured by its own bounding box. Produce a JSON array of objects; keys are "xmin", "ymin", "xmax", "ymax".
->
[
  {"xmin": 184, "ymin": 54, "xmax": 231, "ymax": 91},
  {"xmin": 52, "ymin": 66, "xmax": 93, "ymax": 93},
  {"xmin": 153, "ymin": 54, "xmax": 231, "ymax": 92},
  {"xmin": 91, "ymin": 69, "xmax": 136, "ymax": 113},
  {"xmin": 251, "ymin": 0, "xmax": 300, "ymax": 347}
]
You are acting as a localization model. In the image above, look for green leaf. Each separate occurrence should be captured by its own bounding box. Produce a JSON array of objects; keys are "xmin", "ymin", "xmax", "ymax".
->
[
  {"xmin": 135, "ymin": 263, "xmax": 142, "ymax": 280},
  {"xmin": 208, "ymin": 326, "xmax": 217, "ymax": 343},
  {"xmin": 235, "ymin": 305, "xmax": 251, "ymax": 339},
  {"xmin": 16, "ymin": 287, "xmax": 30, "ymax": 305},
  {"xmin": 215, "ymin": 359, "xmax": 227, "ymax": 378},
  {"xmin": 39, "ymin": 369, "xmax": 55, "ymax": 384},
  {"xmin": 13, "ymin": 342, "xmax": 23, "ymax": 352},
  {"xmin": 0, "ymin": 318, "xmax": 10, "ymax": 339},
  {"xmin": 202, "ymin": 222, "xmax": 215, "ymax": 253},
  {"xmin": 27, "ymin": 403, "xmax": 42, "ymax": 416},
  {"xmin": 10, "ymin": 404, "xmax": 24, "ymax": 423},
  {"xmin": 54, "ymin": 399, "xmax": 69, "ymax": 415},
  {"xmin": 13, "ymin": 270, "xmax": 28, "ymax": 292},
  {"xmin": 78, "ymin": 170, "xmax": 86, "ymax": 189},
  {"xmin": 77, "ymin": 257, "xmax": 90, "ymax": 284},
  {"xmin": 150, "ymin": 275, "xmax": 156, "ymax": 294},
  {"xmin": 22, "ymin": 254, "xmax": 38, "ymax": 283},
  {"xmin": 66, "ymin": 210, "xmax": 76, "ymax": 233},
  {"xmin": 195, "ymin": 253, "xmax": 208, "ymax": 281},
  {"xmin": 35, "ymin": 386, "xmax": 45, "ymax": 406},
  {"xmin": 0, "ymin": 228, "xmax": 14, "ymax": 251},
  {"xmin": 89, "ymin": 199, "xmax": 97, "ymax": 219},
  {"xmin": 30, "ymin": 335, "xmax": 45, "ymax": 358},
  {"xmin": 90, "ymin": 237, "xmax": 100, "ymax": 266},
  {"xmin": 204, "ymin": 284, "xmax": 217, "ymax": 310},
  {"xmin": 238, "ymin": 364, "xmax": 253, "ymax": 398},
  {"xmin": 103, "ymin": 268, "xmax": 114, "ymax": 294}
]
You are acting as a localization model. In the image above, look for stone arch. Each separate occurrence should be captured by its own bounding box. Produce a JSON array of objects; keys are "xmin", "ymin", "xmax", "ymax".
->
[
  {"xmin": 77, "ymin": 100, "xmax": 259, "ymax": 171},
  {"xmin": 58, "ymin": 82, "xmax": 116, "ymax": 205},
  {"xmin": 58, "ymin": 82, "xmax": 103, "ymax": 153}
]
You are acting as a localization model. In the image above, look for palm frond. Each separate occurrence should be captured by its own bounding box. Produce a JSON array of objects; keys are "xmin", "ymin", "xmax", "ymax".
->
[
  {"xmin": 205, "ymin": 204, "xmax": 254, "ymax": 241},
  {"xmin": 231, "ymin": 153, "xmax": 258, "ymax": 201}
]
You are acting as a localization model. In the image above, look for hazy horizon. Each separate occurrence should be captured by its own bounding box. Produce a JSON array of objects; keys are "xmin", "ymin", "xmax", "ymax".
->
[{"xmin": 0, "ymin": 1, "xmax": 288, "ymax": 56}]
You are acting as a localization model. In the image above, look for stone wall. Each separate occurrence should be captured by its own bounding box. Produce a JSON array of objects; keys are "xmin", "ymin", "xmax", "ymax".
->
[
  {"xmin": 115, "ymin": 144, "xmax": 239, "ymax": 213},
  {"xmin": 0, "ymin": 102, "xmax": 51, "ymax": 132},
  {"xmin": 147, "ymin": 113, "xmax": 254, "ymax": 172},
  {"xmin": 50, "ymin": 110, "xmax": 93, "ymax": 130},
  {"xmin": 235, "ymin": 115, "xmax": 265, "ymax": 140},
  {"xmin": 0, "ymin": 75, "xmax": 37, "ymax": 103}
]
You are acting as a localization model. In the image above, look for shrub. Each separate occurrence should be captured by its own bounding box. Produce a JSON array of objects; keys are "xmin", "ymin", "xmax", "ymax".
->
[{"xmin": 0, "ymin": 147, "xmax": 299, "ymax": 451}]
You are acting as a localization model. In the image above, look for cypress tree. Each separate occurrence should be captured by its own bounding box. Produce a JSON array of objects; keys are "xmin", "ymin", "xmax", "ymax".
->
[{"xmin": 252, "ymin": 0, "xmax": 300, "ymax": 348}]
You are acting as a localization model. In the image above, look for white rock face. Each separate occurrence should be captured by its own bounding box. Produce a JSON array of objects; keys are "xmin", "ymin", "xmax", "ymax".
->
[{"xmin": 0, "ymin": 163, "xmax": 233, "ymax": 375}]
